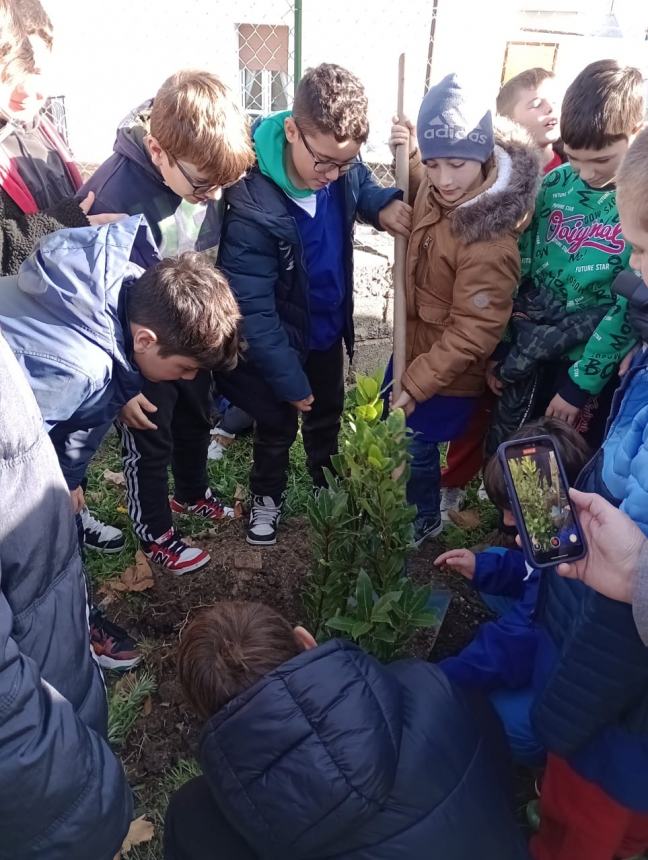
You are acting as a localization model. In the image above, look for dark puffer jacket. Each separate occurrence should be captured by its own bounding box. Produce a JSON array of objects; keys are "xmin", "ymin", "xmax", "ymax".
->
[
  {"xmin": 0, "ymin": 334, "xmax": 132, "ymax": 859},
  {"xmin": 218, "ymin": 164, "xmax": 400, "ymax": 403},
  {"xmin": 200, "ymin": 639, "xmax": 529, "ymax": 859}
]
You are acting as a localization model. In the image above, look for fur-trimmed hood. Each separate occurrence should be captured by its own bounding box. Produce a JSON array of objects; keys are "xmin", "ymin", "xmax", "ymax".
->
[
  {"xmin": 402, "ymin": 119, "xmax": 538, "ymax": 403},
  {"xmin": 448, "ymin": 121, "xmax": 540, "ymax": 243}
]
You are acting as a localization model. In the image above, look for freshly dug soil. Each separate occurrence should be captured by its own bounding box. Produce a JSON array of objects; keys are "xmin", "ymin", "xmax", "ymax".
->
[{"xmin": 102, "ymin": 517, "xmax": 532, "ymax": 826}]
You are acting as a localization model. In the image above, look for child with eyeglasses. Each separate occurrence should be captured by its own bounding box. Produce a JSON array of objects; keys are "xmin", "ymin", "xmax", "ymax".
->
[
  {"xmin": 215, "ymin": 63, "xmax": 410, "ymax": 546},
  {"xmin": 80, "ymin": 71, "xmax": 255, "ymax": 576}
]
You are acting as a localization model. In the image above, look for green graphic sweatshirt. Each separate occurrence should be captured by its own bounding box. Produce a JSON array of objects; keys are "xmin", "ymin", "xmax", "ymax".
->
[{"xmin": 519, "ymin": 164, "xmax": 634, "ymax": 403}]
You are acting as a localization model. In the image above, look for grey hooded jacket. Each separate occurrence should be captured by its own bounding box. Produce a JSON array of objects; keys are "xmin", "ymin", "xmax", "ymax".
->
[{"xmin": 0, "ymin": 333, "xmax": 132, "ymax": 859}]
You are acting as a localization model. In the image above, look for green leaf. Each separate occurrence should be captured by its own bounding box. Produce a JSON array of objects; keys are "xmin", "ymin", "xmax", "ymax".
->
[
  {"xmin": 355, "ymin": 570, "xmax": 373, "ymax": 621},
  {"xmin": 325, "ymin": 615, "xmax": 357, "ymax": 634},
  {"xmin": 371, "ymin": 590, "xmax": 403, "ymax": 624},
  {"xmin": 357, "ymin": 375, "xmax": 379, "ymax": 402},
  {"xmin": 351, "ymin": 620, "xmax": 373, "ymax": 638},
  {"xmin": 409, "ymin": 610, "xmax": 438, "ymax": 628},
  {"xmin": 370, "ymin": 626, "xmax": 397, "ymax": 643}
]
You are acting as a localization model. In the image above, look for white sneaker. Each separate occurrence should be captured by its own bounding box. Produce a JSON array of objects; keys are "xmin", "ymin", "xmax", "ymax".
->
[
  {"xmin": 80, "ymin": 506, "xmax": 125, "ymax": 553},
  {"xmin": 477, "ymin": 480, "xmax": 489, "ymax": 502},
  {"xmin": 208, "ymin": 428, "xmax": 236, "ymax": 461},
  {"xmin": 440, "ymin": 487, "xmax": 466, "ymax": 522},
  {"xmin": 247, "ymin": 495, "xmax": 281, "ymax": 546}
]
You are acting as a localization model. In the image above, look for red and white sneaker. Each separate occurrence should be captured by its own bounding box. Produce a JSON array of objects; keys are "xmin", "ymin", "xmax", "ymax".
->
[
  {"xmin": 170, "ymin": 488, "xmax": 237, "ymax": 522},
  {"xmin": 141, "ymin": 529, "xmax": 209, "ymax": 575}
]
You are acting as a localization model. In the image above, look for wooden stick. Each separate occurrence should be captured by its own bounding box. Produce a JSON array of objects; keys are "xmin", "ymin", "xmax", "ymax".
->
[{"xmin": 392, "ymin": 53, "xmax": 409, "ymax": 400}]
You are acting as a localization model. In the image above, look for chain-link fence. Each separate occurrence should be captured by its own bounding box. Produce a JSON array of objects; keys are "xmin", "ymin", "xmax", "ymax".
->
[{"xmin": 49, "ymin": 1, "xmax": 648, "ymax": 183}]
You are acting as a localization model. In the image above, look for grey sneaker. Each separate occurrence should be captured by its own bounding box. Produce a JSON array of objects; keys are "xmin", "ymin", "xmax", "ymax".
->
[{"xmin": 247, "ymin": 495, "xmax": 281, "ymax": 546}]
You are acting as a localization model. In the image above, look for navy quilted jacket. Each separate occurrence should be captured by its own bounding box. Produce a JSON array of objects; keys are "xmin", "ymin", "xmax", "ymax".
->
[
  {"xmin": 200, "ymin": 639, "xmax": 529, "ymax": 859},
  {"xmin": 218, "ymin": 163, "xmax": 400, "ymax": 403},
  {"xmin": 531, "ymin": 347, "xmax": 648, "ymax": 810},
  {"xmin": 0, "ymin": 334, "xmax": 132, "ymax": 859}
]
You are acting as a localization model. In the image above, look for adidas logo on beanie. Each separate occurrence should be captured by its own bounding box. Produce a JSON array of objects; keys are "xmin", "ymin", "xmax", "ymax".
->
[{"xmin": 417, "ymin": 73, "xmax": 494, "ymax": 163}]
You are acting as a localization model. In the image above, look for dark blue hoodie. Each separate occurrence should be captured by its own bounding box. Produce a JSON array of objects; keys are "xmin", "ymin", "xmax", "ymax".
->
[
  {"xmin": 79, "ymin": 100, "xmax": 223, "ymax": 254},
  {"xmin": 200, "ymin": 639, "xmax": 530, "ymax": 859}
]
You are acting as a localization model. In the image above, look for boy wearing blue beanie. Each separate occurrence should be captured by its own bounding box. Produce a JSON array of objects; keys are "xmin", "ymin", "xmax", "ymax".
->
[{"xmin": 390, "ymin": 73, "xmax": 540, "ymax": 543}]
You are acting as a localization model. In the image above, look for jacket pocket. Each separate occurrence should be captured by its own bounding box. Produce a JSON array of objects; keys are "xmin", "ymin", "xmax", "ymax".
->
[{"xmin": 417, "ymin": 302, "xmax": 451, "ymax": 327}]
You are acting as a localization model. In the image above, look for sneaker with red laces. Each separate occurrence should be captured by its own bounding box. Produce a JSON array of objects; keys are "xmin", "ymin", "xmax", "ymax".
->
[
  {"xmin": 170, "ymin": 488, "xmax": 236, "ymax": 522},
  {"xmin": 141, "ymin": 528, "xmax": 210, "ymax": 574},
  {"xmin": 90, "ymin": 608, "xmax": 141, "ymax": 672}
]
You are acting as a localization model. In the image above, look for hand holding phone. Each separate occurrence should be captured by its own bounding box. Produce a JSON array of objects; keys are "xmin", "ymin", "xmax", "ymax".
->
[{"xmin": 497, "ymin": 435, "xmax": 587, "ymax": 568}]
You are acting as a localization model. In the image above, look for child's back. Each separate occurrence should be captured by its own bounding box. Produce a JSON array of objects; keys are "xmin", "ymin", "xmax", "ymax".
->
[{"xmin": 169, "ymin": 603, "xmax": 529, "ymax": 860}]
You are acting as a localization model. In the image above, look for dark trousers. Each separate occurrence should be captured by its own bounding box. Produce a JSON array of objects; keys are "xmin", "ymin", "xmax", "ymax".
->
[
  {"xmin": 118, "ymin": 371, "xmax": 212, "ymax": 542},
  {"xmin": 164, "ymin": 776, "xmax": 257, "ymax": 860},
  {"xmin": 216, "ymin": 340, "xmax": 345, "ymax": 499}
]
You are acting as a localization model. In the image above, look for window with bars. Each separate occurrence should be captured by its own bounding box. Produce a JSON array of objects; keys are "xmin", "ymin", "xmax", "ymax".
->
[{"xmin": 237, "ymin": 23, "xmax": 289, "ymax": 117}]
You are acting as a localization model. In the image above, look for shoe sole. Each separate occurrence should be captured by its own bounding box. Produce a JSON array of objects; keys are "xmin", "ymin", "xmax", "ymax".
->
[
  {"xmin": 83, "ymin": 543, "xmax": 126, "ymax": 555},
  {"xmin": 246, "ymin": 535, "xmax": 277, "ymax": 546},
  {"xmin": 94, "ymin": 653, "xmax": 142, "ymax": 671}
]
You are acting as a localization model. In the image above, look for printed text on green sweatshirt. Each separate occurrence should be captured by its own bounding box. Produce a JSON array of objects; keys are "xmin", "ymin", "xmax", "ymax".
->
[{"xmin": 519, "ymin": 164, "xmax": 634, "ymax": 397}]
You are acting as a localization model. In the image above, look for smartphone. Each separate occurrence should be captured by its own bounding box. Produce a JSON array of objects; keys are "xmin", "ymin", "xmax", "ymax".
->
[{"xmin": 497, "ymin": 435, "xmax": 587, "ymax": 568}]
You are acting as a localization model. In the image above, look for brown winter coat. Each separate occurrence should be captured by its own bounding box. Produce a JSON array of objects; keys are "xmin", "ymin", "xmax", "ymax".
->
[{"xmin": 402, "ymin": 132, "xmax": 539, "ymax": 402}]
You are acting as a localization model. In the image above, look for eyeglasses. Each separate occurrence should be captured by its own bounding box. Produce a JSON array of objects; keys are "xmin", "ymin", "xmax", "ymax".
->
[
  {"xmin": 294, "ymin": 120, "xmax": 360, "ymax": 175},
  {"xmin": 174, "ymin": 158, "xmax": 220, "ymax": 197}
]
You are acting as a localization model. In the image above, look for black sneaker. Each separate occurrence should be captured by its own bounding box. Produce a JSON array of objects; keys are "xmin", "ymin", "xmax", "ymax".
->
[
  {"xmin": 89, "ymin": 608, "xmax": 141, "ymax": 671},
  {"xmin": 247, "ymin": 495, "xmax": 281, "ymax": 546},
  {"xmin": 413, "ymin": 515, "xmax": 444, "ymax": 548},
  {"xmin": 80, "ymin": 507, "xmax": 125, "ymax": 554}
]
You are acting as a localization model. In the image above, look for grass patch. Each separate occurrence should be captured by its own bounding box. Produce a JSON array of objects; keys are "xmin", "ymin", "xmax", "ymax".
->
[
  {"xmin": 108, "ymin": 670, "xmax": 157, "ymax": 747},
  {"xmin": 84, "ymin": 429, "xmax": 312, "ymax": 587},
  {"xmin": 127, "ymin": 759, "xmax": 203, "ymax": 860}
]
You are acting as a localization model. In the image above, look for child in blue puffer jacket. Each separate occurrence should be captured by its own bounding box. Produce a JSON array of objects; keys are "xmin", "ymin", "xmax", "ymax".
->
[{"xmin": 435, "ymin": 417, "xmax": 591, "ymax": 765}]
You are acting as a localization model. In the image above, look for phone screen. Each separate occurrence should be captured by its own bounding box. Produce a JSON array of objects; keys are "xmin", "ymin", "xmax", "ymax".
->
[{"xmin": 502, "ymin": 438, "xmax": 586, "ymax": 566}]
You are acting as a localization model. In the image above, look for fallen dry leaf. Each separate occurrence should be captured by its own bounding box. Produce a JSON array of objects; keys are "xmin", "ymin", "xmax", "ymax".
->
[
  {"xmin": 233, "ymin": 483, "xmax": 247, "ymax": 501},
  {"xmin": 142, "ymin": 695, "xmax": 153, "ymax": 717},
  {"xmin": 121, "ymin": 816, "xmax": 155, "ymax": 853},
  {"xmin": 103, "ymin": 469, "xmax": 126, "ymax": 488},
  {"xmin": 106, "ymin": 551, "xmax": 154, "ymax": 593},
  {"xmin": 448, "ymin": 508, "xmax": 482, "ymax": 530}
]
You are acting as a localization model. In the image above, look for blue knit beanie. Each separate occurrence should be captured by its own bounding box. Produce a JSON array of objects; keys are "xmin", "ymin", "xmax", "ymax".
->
[{"xmin": 417, "ymin": 73, "xmax": 494, "ymax": 163}]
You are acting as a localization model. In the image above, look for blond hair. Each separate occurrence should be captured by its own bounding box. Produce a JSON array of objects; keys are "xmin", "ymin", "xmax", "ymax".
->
[
  {"xmin": 618, "ymin": 127, "xmax": 648, "ymax": 231},
  {"xmin": 150, "ymin": 70, "xmax": 254, "ymax": 186}
]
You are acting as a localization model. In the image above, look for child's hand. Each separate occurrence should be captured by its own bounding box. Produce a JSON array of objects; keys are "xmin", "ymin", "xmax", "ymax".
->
[
  {"xmin": 290, "ymin": 395, "xmax": 314, "ymax": 413},
  {"xmin": 545, "ymin": 393, "xmax": 580, "ymax": 426},
  {"xmin": 434, "ymin": 548, "xmax": 476, "ymax": 580},
  {"xmin": 79, "ymin": 191, "xmax": 127, "ymax": 226},
  {"xmin": 391, "ymin": 389, "xmax": 416, "ymax": 416},
  {"xmin": 69, "ymin": 485, "xmax": 86, "ymax": 514},
  {"xmin": 485, "ymin": 360, "xmax": 503, "ymax": 396},
  {"xmin": 119, "ymin": 393, "xmax": 159, "ymax": 430},
  {"xmin": 389, "ymin": 115, "xmax": 417, "ymax": 157},
  {"xmin": 378, "ymin": 199, "xmax": 412, "ymax": 239}
]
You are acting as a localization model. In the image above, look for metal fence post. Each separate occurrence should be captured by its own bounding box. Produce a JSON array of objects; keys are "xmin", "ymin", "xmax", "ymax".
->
[{"xmin": 294, "ymin": 0, "xmax": 303, "ymax": 85}]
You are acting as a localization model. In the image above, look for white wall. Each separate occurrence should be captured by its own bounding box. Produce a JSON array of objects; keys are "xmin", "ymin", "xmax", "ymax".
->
[{"xmin": 43, "ymin": 0, "xmax": 648, "ymax": 165}]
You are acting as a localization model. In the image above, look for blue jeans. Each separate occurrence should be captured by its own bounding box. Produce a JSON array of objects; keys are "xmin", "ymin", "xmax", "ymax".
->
[{"xmin": 407, "ymin": 435, "xmax": 441, "ymax": 522}]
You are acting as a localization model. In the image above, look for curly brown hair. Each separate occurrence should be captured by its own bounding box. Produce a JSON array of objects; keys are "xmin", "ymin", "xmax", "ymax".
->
[{"xmin": 293, "ymin": 63, "xmax": 369, "ymax": 144}]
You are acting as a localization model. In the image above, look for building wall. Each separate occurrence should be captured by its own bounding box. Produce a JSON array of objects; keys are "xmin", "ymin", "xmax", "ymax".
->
[{"xmin": 45, "ymin": 0, "xmax": 648, "ymax": 165}]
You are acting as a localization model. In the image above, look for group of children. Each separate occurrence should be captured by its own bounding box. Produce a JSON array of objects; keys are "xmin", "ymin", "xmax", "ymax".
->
[{"xmin": 1, "ymin": 0, "xmax": 648, "ymax": 856}]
